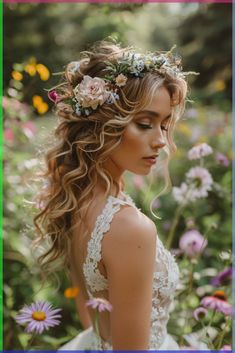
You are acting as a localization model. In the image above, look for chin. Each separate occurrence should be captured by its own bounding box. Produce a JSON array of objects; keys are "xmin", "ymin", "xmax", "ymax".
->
[{"xmin": 129, "ymin": 167, "xmax": 152, "ymax": 176}]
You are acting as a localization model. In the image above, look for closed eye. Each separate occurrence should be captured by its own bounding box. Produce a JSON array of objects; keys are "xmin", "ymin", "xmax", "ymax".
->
[
  {"xmin": 136, "ymin": 122, "xmax": 169, "ymax": 131},
  {"xmin": 136, "ymin": 123, "xmax": 152, "ymax": 130}
]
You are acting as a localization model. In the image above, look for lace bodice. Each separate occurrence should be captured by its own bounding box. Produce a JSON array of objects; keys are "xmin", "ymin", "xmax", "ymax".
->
[{"xmin": 83, "ymin": 192, "xmax": 180, "ymax": 349}]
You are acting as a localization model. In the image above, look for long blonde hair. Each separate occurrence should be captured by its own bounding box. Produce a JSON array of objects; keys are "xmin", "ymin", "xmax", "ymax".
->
[{"xmin": 33, "ymin": 40, "xmax": 188, "ymax": 275}]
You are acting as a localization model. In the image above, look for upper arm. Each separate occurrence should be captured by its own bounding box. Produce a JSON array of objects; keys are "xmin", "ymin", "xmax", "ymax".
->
[{"xmin": 102, "ymin": 208, "xmax": 157, "ymax": 350}]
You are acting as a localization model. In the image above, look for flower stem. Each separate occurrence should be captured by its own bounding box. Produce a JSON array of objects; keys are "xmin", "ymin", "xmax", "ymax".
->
[
  {"xmin": 188, "ymin": 261, "xmax": 194, "ymax": 294},
  {"xmin": 203, "ymin": 310, "xmax": 216, "ymax": 349},
  {"xmin": 166, "ymin": 204, "xmax": 184, "ymax": 249},
  {"xmin": 94, "ymin": 310, "xmax": 100, "ymax": 338},
  {"xmin": 215, "ymin": 319, "xmax": 231, "ymax": 349},
  {"xmin": 25, "ymin": 334, "xmax": 36, "ymax": 351}
]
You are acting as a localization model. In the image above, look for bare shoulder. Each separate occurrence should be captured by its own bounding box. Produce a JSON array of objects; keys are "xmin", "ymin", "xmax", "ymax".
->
[{"xmin": 102, "ymin": 205, "xmax": 157, "ymax": 266}]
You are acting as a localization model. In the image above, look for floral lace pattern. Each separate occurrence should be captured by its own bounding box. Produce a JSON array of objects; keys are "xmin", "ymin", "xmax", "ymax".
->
[{"xmin": 83, "ymin": 193, "xmax": 179, "ymax": 349}]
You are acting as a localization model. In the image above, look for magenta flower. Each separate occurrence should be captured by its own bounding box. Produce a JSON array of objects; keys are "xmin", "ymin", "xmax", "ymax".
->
[
  {"xmin": 193, "ymin": 307, "xmax": 208, "ymax": 321},
  {"xmin": 15, "ymin": 300, "xmax": 62, "ymax": 334},
  {"xmin": 86, "ymin": 297, "xmax": 113, "ymax": 313},
  {"xmin": 22, "ymin": 121, "xmax": 37, "ymax": 139},
  {"xmin": 179, "ymin": 229, "xmax": 207, "ymax": 257},
  {"xmin": 201, "ymin": 291, "xmax": 232, "ymax": 316},
  {"xmin": 48, "ymin": 90, "xmax": 60, "ymax": 103},
  {"xmin": 215, "ymin": 152, "xmax": 230, "ymax": 167},
  {"xmin": 4, "ymin": 128, "xmax": 14, "ymax": 142},
  {"xmin": 221, "ymin": 345, "xmax": 232, "ymax": 351},
  {"xmin": 188, "ymin": 143, "xmax": 213, "ymax": 160},
  {"xmin": 211, "ymin": 267, "xmax": 232, "ymax": 287}
]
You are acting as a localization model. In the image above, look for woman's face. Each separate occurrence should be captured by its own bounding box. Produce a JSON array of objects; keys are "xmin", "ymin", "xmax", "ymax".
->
[{"xmin": 105, "ymin": 85, "xmax": 173, "ymax": 179}]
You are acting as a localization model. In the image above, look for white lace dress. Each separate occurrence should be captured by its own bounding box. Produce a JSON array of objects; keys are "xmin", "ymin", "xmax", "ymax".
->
[{"xmin": 59, "ymin": 193, "xmax": 180, "ymax": 350}]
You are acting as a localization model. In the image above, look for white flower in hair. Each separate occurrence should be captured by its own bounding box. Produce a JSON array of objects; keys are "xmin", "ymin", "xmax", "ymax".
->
[
  {"xmin": 115, "ymin": 74, "xmax": 127, "ymax": 87},
  {"xmin": 73, "ymin": 75, "xmax": 110, "ymax": 110}
]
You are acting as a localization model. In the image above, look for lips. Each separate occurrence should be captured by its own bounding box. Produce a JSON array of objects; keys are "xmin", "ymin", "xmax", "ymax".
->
[
  {"xmin": 143, "ymin": 154, "xmax": 159, "ymax": 160},
  {"xmin": 142, "ymin": 155, "xmax": 159, "ymax": 165}
]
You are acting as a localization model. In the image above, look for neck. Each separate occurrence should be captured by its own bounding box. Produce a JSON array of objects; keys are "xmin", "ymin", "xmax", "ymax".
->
[
  {"xmin": 95, "ymin": 160, "xmax": 124, "ymax": 198},
  {"xmin": 102, "ymin": 158, "xmax": 124, "ymax": 190}
]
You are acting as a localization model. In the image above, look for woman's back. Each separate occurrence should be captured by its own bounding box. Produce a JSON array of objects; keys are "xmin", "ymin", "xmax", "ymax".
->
[{"xmin": 68, "ymin": 190, "xmax": 180, "ymax": 349}]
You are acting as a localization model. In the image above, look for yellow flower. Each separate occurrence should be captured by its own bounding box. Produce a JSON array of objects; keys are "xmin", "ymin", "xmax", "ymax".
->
[
  {"xmin": 36, "ymin": 64, "xmax": 50, "ymax": 81},
  {"xmin": 32, "ymin": 311, "xmax": 46, "ymax": 321},
  {"xmin": 25, "ymin": 64, "xmax": 37, "ymax": 76},
  {"xmin": 198, "ymin": 136, "xmax": 208, "ymax": 143},
  {"xmin": 64, "ymin": 287, "xmax": 79, "ymax": 298},
  {"xmin": 175, "ymin": 148, "xmax": 184, "ymax": 158},
  {"xmin": 214, "ymin": 80, "xmax": 226, "ymax": 92},
  {"xmin": 177, "ymin": 123, "xmax": 191, "ymax": 137},
  {"xmin": 37, "ymin": 102, "xmax": 48, "ymax": 115},
  {"xmin": 32, "ymin": 95, "xmax": 43, "ymax": 108},
  {"xmin": 228, "ymin": 150, "xmax": 233, "ymax": 160},
  {"xmin": 12, "ymin": 71, "xmax": 23, "ymax": 81}
]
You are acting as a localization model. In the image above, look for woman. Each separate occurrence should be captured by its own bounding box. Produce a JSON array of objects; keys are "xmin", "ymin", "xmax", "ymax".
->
[{"xmin": 34, "ymin": 40, "xmax": 193, "ymax": 350}]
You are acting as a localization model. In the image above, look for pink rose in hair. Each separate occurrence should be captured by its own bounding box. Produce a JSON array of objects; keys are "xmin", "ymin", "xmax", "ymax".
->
[{"xmin": 74, "ymin": 75, "xmax": 110, "ymax": 110}]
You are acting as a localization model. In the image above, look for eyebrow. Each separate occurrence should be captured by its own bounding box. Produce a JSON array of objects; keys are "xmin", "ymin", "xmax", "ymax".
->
[{"xmin": 136, "ymin": 110, "xmax": 172, "ymax": 120}]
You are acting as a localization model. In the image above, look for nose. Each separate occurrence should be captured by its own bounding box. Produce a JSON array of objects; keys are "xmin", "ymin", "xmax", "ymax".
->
[{"xmin": 150, "ymin": 129, "xmax": 166, "ymax": 150}]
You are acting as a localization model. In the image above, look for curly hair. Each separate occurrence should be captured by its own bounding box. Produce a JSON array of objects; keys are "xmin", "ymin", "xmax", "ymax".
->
[{"xmin": 33, "ymin": 40, "xmax": 188, "ymax": 276}]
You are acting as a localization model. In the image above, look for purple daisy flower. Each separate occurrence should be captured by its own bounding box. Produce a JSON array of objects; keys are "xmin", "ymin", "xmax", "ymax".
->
[
  {"xmin": 15, "ymin": 300, "xmax": 62, "ymax": 334},
  {"xmin": 211, "ymin": 267, "xmax": 232, "ymax": 287},
  {"xmin": 86, "ymin": 297, "xmax": 113, "ymax": 313}
]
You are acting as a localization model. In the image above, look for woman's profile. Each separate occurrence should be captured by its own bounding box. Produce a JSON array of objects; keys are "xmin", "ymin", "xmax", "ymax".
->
[{"xmin": 34, "ymin": 40, "xmax": 193, "ymax": 350}]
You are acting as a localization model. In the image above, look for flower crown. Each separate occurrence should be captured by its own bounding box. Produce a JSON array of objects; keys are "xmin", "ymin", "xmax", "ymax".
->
[{"xmin": 48, "ymin": 46, "xmax": 197, "ymax": 117}]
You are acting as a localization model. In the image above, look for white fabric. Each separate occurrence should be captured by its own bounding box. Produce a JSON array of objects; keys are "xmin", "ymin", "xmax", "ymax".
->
[
  {"xmin": 60, "ymin": 192, "xmax": 180, "ymax": 350},
  {"xmin": 59, "ymin": 326, "xmax": 179, "ymax": 350}
]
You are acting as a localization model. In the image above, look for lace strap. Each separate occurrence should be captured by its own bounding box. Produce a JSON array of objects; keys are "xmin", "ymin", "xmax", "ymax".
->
[
  {"xmin": 83, "ymin": 193, "xmax": 137, "ymax": 293},
  {"xmin": 87, "ymin": 194, "xmax": 136, "ymax": 262}
]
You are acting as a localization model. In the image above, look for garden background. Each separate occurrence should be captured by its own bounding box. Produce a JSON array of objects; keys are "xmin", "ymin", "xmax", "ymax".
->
[{"xmin": 3, "ymin": 2, "xmax": 232, "ymax": 350}]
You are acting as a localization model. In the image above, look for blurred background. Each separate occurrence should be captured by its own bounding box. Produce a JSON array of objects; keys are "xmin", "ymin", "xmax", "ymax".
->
[{"xmin": 3, "ymin": 2, "xmax": 232, "ymax": 350}]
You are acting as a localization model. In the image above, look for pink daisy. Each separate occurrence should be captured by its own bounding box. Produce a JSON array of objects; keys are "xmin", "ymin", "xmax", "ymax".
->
[
  {"xmin": 201, "ymin": 291, "xmax": 232, "ymax": 316},
  {"xmin": 86, "ymin": 297, "xmax": 113, "ymax": 313},
  {"xmin": 186, "ymin": 166, "xmax": 213, "ymax": 199},
  {"xmin": 188, "ymin": 143, "xmax": 213, "ymax": 160},
  {"xmin": 179, "ymin": 229, "xmax": 207, "ymax": 257}
]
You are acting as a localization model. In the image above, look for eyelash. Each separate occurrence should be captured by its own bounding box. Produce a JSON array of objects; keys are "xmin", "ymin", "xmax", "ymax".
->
[{"xmin": 137, "ymin": 123, "xmax": 168, "ymax": 132}]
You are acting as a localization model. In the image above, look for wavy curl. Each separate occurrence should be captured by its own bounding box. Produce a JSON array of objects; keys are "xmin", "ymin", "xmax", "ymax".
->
[{"xmin": 33, "ymin": 40, "xmax": 188, "ymax": 276}]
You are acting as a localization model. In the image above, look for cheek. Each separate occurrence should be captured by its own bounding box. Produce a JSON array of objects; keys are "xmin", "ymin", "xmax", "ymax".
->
[
  {"xmin": 110, "ymin": 124, "xmax": 146, "ymax": 167},
  {"xmin": 121, "ymin": 124, "xmax": 145, "ymax": 152}
]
